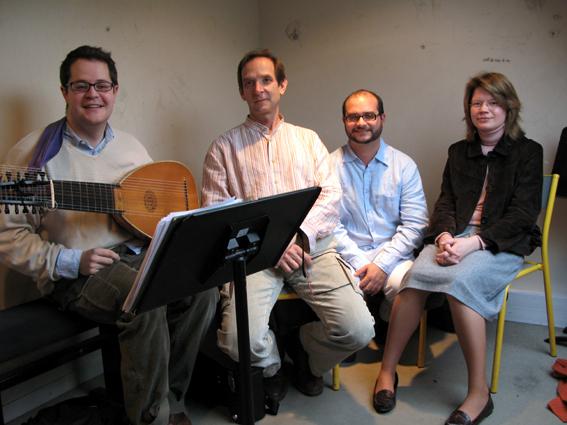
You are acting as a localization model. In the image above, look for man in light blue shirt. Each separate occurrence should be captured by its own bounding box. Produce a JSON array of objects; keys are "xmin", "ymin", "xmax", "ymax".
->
[{"xmin": 332, "ymin": 89, "xmax": 428, "ymax": 322}]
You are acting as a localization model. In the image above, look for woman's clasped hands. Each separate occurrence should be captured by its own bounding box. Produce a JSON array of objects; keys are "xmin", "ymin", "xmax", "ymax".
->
[{"xmin": 435, "ymin": 233, "xmax": 481, "ymax": 266}]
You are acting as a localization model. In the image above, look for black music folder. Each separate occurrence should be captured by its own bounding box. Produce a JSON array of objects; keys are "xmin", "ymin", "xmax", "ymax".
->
[{"xmin": 122, "ymin": 187, "xmax": 321, "ymax": 314}]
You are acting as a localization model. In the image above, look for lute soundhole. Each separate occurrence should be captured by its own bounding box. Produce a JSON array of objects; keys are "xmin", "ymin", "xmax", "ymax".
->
[{"xmin": 144, "ymin": 191, "xmax": 157, "ymax": 212}]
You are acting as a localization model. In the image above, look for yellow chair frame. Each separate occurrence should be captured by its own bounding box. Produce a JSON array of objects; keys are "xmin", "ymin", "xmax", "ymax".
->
[
  {"xmin": 277, "ymin": 290, "xmax": 341, "ymax": 391},
  {"xmin": 417, "ymin": 174, "xmax": 560, "ymax": 394}
]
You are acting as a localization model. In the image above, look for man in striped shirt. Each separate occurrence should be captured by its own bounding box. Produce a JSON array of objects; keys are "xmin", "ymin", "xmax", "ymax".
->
[{"xmin": 202, "ymin": 49, "xmax": 374, "ymax": 400}]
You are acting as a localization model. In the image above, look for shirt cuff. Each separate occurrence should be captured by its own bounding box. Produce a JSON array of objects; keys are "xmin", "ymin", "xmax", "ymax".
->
[
  {"xmin": 55, "ymin": 248, "xmax": 82, "ymax": 280},
  {"xmin": 299, "ymin": 223, "xmax": 317, "ymax": 253},
  {"xmin": 350, "ymin": 256, "xmax": 369, "ymax": 271},
  {"xmin": 372, "ymin": 256, "xmax": 394, "ymax": 276}
]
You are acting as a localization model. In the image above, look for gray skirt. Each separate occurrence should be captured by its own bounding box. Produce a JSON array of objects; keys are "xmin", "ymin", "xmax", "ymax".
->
[{"xmin": 401, "ymin": 240, "xmax": 524, "ymax": 320}]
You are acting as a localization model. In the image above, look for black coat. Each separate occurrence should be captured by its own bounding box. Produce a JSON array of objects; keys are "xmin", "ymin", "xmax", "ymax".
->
[
  {"xmin": 552, "ymin": 127, "xmax": 567, "ymax": 197},
  {"xmin": 425, "ymin": 135, "xmax": 543, "ymax": 256}
]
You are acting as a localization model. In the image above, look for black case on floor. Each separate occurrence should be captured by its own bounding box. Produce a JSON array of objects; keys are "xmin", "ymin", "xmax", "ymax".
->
[
  {"xmin": 190, "ymin": 294, "xmax": 319, "ymax": 422},
  {"xmin": 189, "ymin": 314, "xmax": 272, "ymax": 423}
]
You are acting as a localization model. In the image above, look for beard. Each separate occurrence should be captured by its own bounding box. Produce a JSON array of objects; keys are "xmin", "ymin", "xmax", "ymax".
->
[{"xmin": 348, "ymin": 124, "xmax": 383, "ymax": 145}]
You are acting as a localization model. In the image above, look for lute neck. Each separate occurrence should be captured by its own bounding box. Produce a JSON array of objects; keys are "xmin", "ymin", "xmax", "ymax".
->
[{"xmin": 52, "ymin": 180, "xmax": 119, "ymax": 214}]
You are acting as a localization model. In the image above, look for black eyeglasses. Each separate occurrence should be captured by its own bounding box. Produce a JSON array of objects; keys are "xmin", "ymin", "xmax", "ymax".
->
[
  {"xmin": 344, "ymin": 112, "xmax": 380, "ymax": 123},
  {"xmin": 67, "ymin": 80, "xmax": 114, "ymax": 93}
]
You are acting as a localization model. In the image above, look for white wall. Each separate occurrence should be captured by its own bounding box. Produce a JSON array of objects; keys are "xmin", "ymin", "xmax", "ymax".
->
[{"xmin": 258, "ymin": 0, "xmax": 567, "ymax": 323}]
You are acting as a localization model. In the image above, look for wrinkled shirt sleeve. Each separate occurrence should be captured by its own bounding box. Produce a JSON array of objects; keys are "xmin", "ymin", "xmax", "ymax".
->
[
  {"xmin": 372, "ymin": 163, "xmax": 428, "ymax": 274},
  {"xmin": 299, "ymin": 135, "xmax": 341, "ymax": 251}
]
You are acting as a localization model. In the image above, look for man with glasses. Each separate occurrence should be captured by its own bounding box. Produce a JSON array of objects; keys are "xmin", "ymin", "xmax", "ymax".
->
[
  {"xmin": 332, "ymin": 89, "xmax": 428, "ymax": 336},
  {"xmin": 202, "ymin": 49, "xmax": 374, "ymax": 400},
  {"xmin": 0, "ymin": 45, "xmax": 217, "ymax": 425}
]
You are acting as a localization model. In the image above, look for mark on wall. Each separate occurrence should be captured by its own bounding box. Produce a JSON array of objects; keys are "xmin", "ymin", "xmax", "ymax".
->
[
  {"xmin": 550, "ymin": 14, "xmax": 561, "ymax": 38},
  {"xmin": 106, "ymin": 26, "xmax": 111, "ymax": 32},
  {"xmin": 483, "ymin": 57, "xmax": 511, "ymax": 63},
  {"xmin": 524, "ymin": 0, "xmax": 544, "ymax": 12},
  {"xmin": 411, "ymin": 0, "xmax": 441, "ymax": 15},
  {"xmin": 285, "ymin": 20, "xmax": 302, "ymax": 41},
  {"xmin": 420, "ymin": 44, "xmax": 426, "ymax": 50}
]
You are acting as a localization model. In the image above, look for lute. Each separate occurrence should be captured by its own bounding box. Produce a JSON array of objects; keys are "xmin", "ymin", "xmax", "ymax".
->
[{"xmin": 0, "ymin": 161, "xmax": 198, "ymax": 239}]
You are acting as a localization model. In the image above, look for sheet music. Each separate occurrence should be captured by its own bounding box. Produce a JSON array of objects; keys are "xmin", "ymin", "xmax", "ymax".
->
[{"xmin": 122, "ymin": 198, "xmax": 239, "ymax": 313}]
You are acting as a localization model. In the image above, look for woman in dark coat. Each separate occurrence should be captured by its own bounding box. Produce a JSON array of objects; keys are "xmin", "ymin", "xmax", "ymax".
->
[{"xmin": 372, "ymin": 72, "xmax": 543, "ymax": 425}]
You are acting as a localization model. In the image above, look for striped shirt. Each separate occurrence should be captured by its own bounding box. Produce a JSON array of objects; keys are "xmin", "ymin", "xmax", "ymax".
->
[{"xmin": 201, "ymin": 116, "xmax": 341, "ymax": 251}]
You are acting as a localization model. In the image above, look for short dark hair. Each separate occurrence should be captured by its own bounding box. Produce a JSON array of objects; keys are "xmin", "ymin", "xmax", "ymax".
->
[
  {"xmin": 463, "ymin": 72, "xmax": 524, "ymax": 141},
  {"xmin": 237, "ymin": 49, "xmax": 286, "ymax": 93},
  {"xmin": 342, "ymin": 89, "xmax": 384, "ymax": 117},
  {"xmin": 60, "ymin": 45, "xmax": 118, "ymax": 87}
]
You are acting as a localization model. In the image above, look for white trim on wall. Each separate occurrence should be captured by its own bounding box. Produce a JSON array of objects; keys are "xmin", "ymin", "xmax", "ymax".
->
[{"xmin": 507, "ymin": 288, "xmax": 567, "ymax": 328}]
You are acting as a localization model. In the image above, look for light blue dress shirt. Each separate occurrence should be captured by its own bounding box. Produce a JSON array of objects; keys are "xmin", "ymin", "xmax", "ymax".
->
[
  {"xmin": 332, "ymin": 140, "xmax": 429, "ymax": 275},
  {"xmin": 55, "ymin": 124, "xmax": 118, "ymax": 279}
]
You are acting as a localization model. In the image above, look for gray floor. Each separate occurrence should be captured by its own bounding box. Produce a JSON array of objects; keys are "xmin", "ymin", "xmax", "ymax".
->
[{"xmin": 10, "ymin": 321, "xmax": 566, "ymax": 425}]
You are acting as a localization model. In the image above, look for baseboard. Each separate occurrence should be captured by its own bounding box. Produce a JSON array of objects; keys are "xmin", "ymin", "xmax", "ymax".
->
[
  {"xmin": 506, "ymin": 288, "xmax": 567, "ymax": 328},
  {"xmin": 2, "ymin": 351, "xmax": 103, "ymax": 423}
]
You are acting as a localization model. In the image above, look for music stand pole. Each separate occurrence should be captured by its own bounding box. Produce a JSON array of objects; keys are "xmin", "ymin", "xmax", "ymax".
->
[{"xmin": 227, "ymin": 245, "xmax": 259, "ymax": 425}]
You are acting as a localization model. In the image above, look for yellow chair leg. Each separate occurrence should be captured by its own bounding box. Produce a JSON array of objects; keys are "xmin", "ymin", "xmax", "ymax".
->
[
  {"xmin": 490, "ymin": 286, "xmax": 509, "ymax": 394},
  {"xmin": 332, "ymin": 364, "xmax": 340, "ymax": 391},
  {"xmin": 542, "ymin": 262, "xmax": 557, "ymax": 357},
  {"xmin": 417, "ymin": 311, "xmax": 427, "ymax": 368}
]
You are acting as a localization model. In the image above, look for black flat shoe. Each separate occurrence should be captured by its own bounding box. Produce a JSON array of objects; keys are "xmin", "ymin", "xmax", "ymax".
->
[
  {"xmin": 372, "ymin": 372, "xmax": 398, "ymax": 414},
  {"xmin": 445, "ymin": 394, "xmax": 494, "ymax": 425}
]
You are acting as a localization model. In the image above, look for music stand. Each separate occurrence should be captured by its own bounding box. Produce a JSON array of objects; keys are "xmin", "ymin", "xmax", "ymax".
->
[{"xmin": 127, "ymin": 187, "xmax": 321, "ymax": 425}]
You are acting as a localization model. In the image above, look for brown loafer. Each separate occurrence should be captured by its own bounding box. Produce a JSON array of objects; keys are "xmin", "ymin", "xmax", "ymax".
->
[
  {"xmin": 372, "ymin": 372, "xmax": 398, "ymax": 414},
  {"xmin": 445, "ymin": 395, "xmax": 494, "ymax": 425}
]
